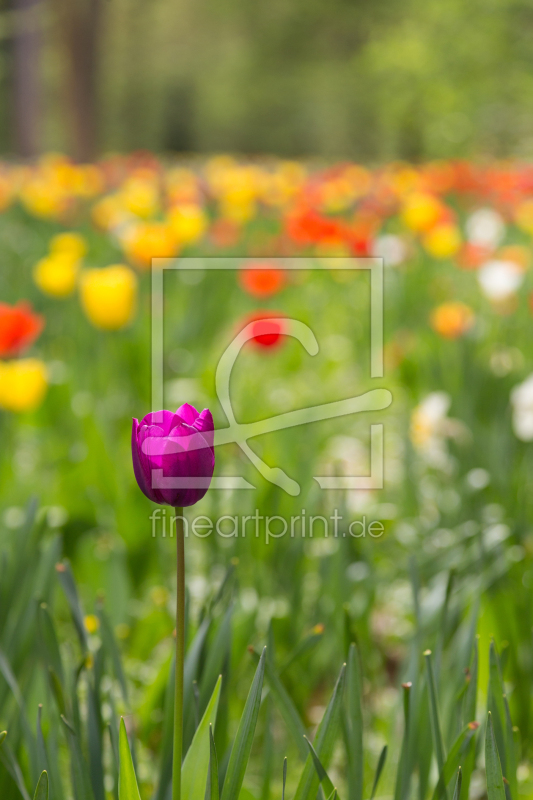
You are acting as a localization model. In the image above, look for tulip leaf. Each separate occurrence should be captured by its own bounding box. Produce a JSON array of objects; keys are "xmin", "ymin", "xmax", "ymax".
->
[
  {"xmin": 182, "ymin": 675, "xmax": 221, "ymax": 800},
  {"xmin": 204, "ymin": 725, "xmax": 220, "ymax": 800},
  {"xmin": 293, "ymin": 663, "xmax": 346, "ymax": 800},
  {"xmin": 0, "ymin": 739, "xmax": 31, "ymax": 800},
  {"xmin": 33, "ymin": 771, "xmax": 48, "ymax": 800},
  {"xmin": 250, "ymin": 646, "xmax": 308, "ymax": 760},
  {"xmin": 393, "ymin": 682, "xmax": 412, "ymax": 800},
  {"xmin": 97, "ymin": 604, "xmax": 129, "ymax": 704},
  {"xmin": 344, "ymin": 642, "xmax": 363, "ymax": 800},
  {"xmin": 55, "ymin": 560, "xmax": 88, "ymax": 653},
  {"xmin": 60, "ymin": 715, "xmax": 92, "ymax": 800},
  {"xmin": 370, "ymin": 745, "xmax": 388, "ymax": 800},
  {"xmin": 431, "ymin": 723, "xmax": 479, "ymax": 800},
  {"xmin": 486, "ymin": 713, "xmax": 506, "ymax": 800},
  {"xmin": 303, "ymin": 736, "xmax": 335, "ymax": 797},
  {"xmin": 424, "ymin": 650, "xmax": 446, "ymax": 779},
  {"xmin": 220, "ymin": 647, "xmax": 266, "ymax": 800},
  {"xmin": 119, "ymin": 718, "xmax": 142, "ymax": 800},
  {"xmin": 452, "ymin": 769, "xmax": 462, "ymax": 800}
]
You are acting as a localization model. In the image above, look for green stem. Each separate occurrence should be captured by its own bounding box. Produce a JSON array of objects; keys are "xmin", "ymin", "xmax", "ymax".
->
[{"xmin": 172, "ymin": 507, "xmax": 185, "ymax": 800}]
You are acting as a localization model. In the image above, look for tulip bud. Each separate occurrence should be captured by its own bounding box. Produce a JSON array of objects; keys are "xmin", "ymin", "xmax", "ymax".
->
[{"xmin": 132, "ymin": 404, "xmax": 215, "ymax": 507}]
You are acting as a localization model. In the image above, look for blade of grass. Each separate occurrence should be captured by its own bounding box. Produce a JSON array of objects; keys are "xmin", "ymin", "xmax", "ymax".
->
[
  {"xmin": 60, "ymin": 715, "xmax": 92, "ymax": 800},
  {"xmin": 33, "ymin": 771, "xmax": 48, "ymax": 800},
  {"xmin": 293, "ymin": 663, "xmax": 346, "ymax": 800},
  {"xmin": 370, "ymin": 745, "xmax": 387, "ymax": 800},
  {"xmin": 486, "ymin": 713, "xmax": 506, "ymax": 800},
  {"xmin": 344, "ymin": 643, "xmax": 363, "ymax": 800},
  {"xmin": 96, "ymin": 604, "xmax": 128, "ymax": 704},
  {"xmin": 503, "ymin": 694, "xmax": 517, "ymax": 800},
  {"xmin": 182, "ymin": 676, "xmax": 222, "ymax": 800},
  {"xmin": 249, "ymin": 647, "xmax": 307, "ymax": 760},
  {"xmin": 394, "ymin": 683, "xmax": 412, "ymax": 800},
  {"xmin": 204, "ymin": 725, "xmax": 220, "ymax": 800},
  {"xmin": 119, "ymin": 718, "xmax": 141, "ymax": 800},
  {"xmin": 220, "ymin": 647, "xmax": 266, "ymax": 800},
  {"xmin": 431, "ymin": 723, "xmax": 479, "ymax": 800},
  {"xmin": 0, "ymin": 740, "xmax": 31, "ymax": 800},
  {"xmin": 452, "ymin": 769, "xmax": 462, "ymax": 800},
  {"xmin": 55, "ymin": 562, "xmax": 88, "ymax": 654},
  {"xmin": 424, "ymin": 650, "xmax": 446, "ymax": 783},
  {"xmin": 303, "ymin": 736, "xmax": 335, "ymax": 797}
]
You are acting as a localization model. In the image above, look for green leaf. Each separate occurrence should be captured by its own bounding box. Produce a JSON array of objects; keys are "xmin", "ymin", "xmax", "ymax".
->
[
  {"xmin": 431, "ymin": 723, "xmax": 479, "ymax": 800},
  {"xmin": 344, "ymin": 643, "xmax": 363, "ymax": 800},
  {"xmin": 199, "ymin": 605, "xmax": 233, "ymax": 711},
  {"xmin": 452, "ymin": 769, "xmax": 462, "ymax": 800},
  {"xmin": 119, "ymin": 718, "xmax": 142, "ymax": 800},
  {"xmin": 0, "ymin": 740, "xmax": 32, "ymax": 800},
  {"xmin": 33, "ymin": 771, "xmax": 48, "ymax": 800},
  {"xmin": 326, "ymin": 791, "xmax": 338, "ymax": 800},
  {"xmin": 282, "ymin": 758, "xmax": 287, "ymax": 800},
  {"xmin": 424, "ymin": 651, "xmax": 446, "ymax": 777},
  {"xmin": 38, "ymin": 603, "xmax": 65, "ymax": 684},
  {"xmin": 503, "ymin": 694, "xmax": 517, "ymax": 800},
  {"xmin": 97, "ymin": 604, "xmax": 129, "ymax": 704},
  {"xmin": 370, "ymin": 745, "xmax": 387, "ymax": 800},
  {"xmin": 204, "ymin": 725, "xmax": 220, "ymax": 800},
  {"xmin": 303, "ymin": 736, "xmax": 335, "ymax": 797},
  {"xmin": 293, "ymin": 663, "xmax": 346, "ymax": 800},
  {"xmin": 394, "ymin": 683, "xmax": 412, "ymax": 800},
  {"xmin": 87, "ymin": 675, "xmax": 106, "ymax": 800},
  {"xmin": 486, "ymin": 713, "xmax": 506, "ymax": 800},
  {"xmin": 0, "ymin": 731, "xmax": 6, "ymax": 747},
  {"xmin": 221, "ymin": 647, "xmax": 266, "ymax": 800},
  {"xmin": 60, "ymin": 715, "xmax": 93, "ymax": 800},
  {"xmin": 55, "ymin": 561, "xmax": 89, "ymax": 653},
  {"xmin": 251, "ymin": 648, "xmax": 307, "ymax": 760},
  {"xmin": 182, "ymin": 676, "xmax": 222, "ymax": 800}
]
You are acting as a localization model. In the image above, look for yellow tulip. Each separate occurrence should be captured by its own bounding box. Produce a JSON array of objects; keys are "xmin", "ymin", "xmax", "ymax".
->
[
  {"xmin": 34, "ymin": 253, "xmax": 79, "ymax": 298},
  {"xmin": 167, "ymin": 204, "xmax": 208, "ymax": 244},
  {"xmin": 423, "ymin": 223, "xmax": 462, "ymax": 259},
  {"xmin": 0, "ymin": 359, "xmax": 48, "ymax": 413},
  {"xmin": 401, "ymin": 192, "xmax": 442, "ymax": 233},
  {"xmin": 120, "ymin": 177, "xmax": 159, "ymax": 218},
  {"xmin": 124, "ymin": 222, "xmax": 179, "ymax": 268},
  {"xmin": 50, "ymin": 232, "xmax": 87, "ymax": 259},
  {"xmin": 80, "ymin": 265, "xmax": 138, "ymax": 330}
]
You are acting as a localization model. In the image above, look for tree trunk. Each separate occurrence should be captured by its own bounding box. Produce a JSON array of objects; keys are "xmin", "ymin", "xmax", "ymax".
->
[
  {"xmin": 53, "ymin": 0, "xmax": 102, "ymax": 161},
  {"xmin": 12, "ymin": 0, "xmax": 42, "ymax": 157}
]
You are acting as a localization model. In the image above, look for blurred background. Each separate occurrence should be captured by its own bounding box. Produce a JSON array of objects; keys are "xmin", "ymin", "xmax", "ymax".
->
[{"xmin": 3, "ymin": 0, "xmax": 533, "ymax": 161}]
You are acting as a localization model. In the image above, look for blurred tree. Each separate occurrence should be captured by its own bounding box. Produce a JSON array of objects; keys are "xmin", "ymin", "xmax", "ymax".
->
[
  {"xmin": 51, "ymin": 0, "xmax": 102, "ymax": 160},
  {"xmin": 6, "ymin": 0, "xmax": 533, "ymax": 160},
  {"xmin": 12, "ymin": 0, "xmax": 41, "ymax": 156}
]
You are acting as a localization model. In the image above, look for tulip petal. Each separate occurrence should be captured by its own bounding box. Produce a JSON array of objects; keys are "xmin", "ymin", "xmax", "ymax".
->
[
  {"xmin": 193, "ymin": 408, "xmax": 215, "ymax": 458},
  {"xmin": 140, "ymin": 409, "xmax": 176, "ymax": 435},
  {"xmin": 176, "ymin": 403, "xmax": 200, "ymax": 426},
  {"xmin": 132, "ymin": 418, "xmax": 155, "ymax": 502}
]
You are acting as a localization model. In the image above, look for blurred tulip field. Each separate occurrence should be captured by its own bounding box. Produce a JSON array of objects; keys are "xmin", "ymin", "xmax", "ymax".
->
[{"xmin": 3, "ymin": 153, "xmax": 533, "ymax": 799}]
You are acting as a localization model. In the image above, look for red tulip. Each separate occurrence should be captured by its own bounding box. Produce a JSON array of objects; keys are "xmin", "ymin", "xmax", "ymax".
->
[{"xmin": 0, "ymin": 301, "xmax": 44, "ymax": 358}]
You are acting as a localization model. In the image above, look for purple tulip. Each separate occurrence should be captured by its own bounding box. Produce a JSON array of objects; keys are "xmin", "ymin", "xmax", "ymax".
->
[{"xmin": 132, "ymin": 403, "xmax": 215, "ymax": 507}]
